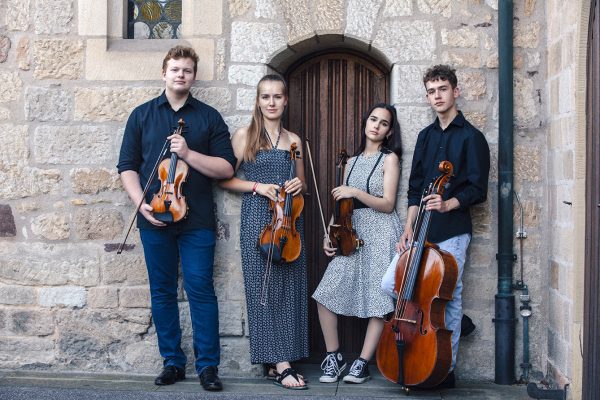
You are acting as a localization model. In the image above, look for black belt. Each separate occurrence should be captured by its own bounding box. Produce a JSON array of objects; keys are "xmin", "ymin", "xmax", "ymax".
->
[{"xmin": 353, "ymin": 199, "xmax": 368, "ymax": 209}]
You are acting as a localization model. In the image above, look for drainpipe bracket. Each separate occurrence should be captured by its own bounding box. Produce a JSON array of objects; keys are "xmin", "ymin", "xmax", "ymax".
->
[{"xmin": 496, "ymin": 253, "xmax": 517, "ymax": 262}]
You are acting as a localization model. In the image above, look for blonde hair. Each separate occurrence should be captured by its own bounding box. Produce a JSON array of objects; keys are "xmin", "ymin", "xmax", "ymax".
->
[{"xmin": 242, "ymin": 74, "xmax": 288, "ymax": 162}]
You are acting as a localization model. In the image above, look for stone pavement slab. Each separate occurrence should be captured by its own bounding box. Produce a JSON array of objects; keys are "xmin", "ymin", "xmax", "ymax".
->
[{"xmin": 0, "ymin": 366, "xmax": 532, "ymax": 400}]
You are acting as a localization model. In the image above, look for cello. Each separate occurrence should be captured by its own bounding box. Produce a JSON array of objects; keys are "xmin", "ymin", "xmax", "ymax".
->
[
  {"xmin": 376, "ymin": 160, "xmax": 458, "ymax": 390},
  {"xmin": 328, "ymin": 149, "xmax": 364, "ymax": 256}
]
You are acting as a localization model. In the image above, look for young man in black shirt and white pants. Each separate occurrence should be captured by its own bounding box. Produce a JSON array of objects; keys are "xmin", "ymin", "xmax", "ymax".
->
[{"xmin": 382, "ymin": 64, "xmax": 490, "ymax": 388}]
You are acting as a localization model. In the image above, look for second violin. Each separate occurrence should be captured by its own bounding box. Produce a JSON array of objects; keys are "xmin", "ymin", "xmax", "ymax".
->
[{"xmin": 328, "ymin": 149, "xmax": 364, "ymax": 255}]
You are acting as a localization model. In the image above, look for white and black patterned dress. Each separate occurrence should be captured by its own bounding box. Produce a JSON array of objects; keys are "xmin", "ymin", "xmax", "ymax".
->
[
  {"xmin": 312, "ymin": 151, "xmax": 402, "ymax": 318},
  {"xmin": 239, "ymin": 149, "xmax": 309, "ymax": 364}
]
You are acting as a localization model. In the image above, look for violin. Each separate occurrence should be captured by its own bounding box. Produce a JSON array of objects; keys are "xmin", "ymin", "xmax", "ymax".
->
[
  {"xmin": 149, "ymin": 119, "xmax": 189, "ymax": 224},
  {"xmin": 258, "ymin": 142, "xmax": 304, "ymax": 264},
  {"xmin": 376, "ymin": 161, "xmax": 458, "ymax": 390},
  {"xmin": 329, "ymin": 149, "xmax": 364, "ymax": 256}
]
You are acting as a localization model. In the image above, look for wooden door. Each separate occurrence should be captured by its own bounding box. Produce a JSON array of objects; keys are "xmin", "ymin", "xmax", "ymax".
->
[
  {"xmin": 286, "ymin": 52, "xmax": 389, "ymax": 360},
  {"xmin": 584, "ymin": 0, "xmax": 600, "ymax": 398}
]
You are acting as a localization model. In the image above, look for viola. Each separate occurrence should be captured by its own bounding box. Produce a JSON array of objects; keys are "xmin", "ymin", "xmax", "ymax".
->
[
  {"xmin": 258, "ymin": 142, "xmax": 304, "ymax": 265},
  {"xmin": 149, "ymin": 119, "xmax": 189, "ymax": 224},
  {"xmin": 376, "ymin": 161, "xmax": 458, "ymax": 391},
  {"xmin": 329, "ymin": 149, "xmax": 363, "ymax": 255}
]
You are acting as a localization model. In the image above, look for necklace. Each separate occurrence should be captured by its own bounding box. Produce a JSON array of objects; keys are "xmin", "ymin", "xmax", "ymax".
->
[{"xmin": 264, "ymin": 127, "xmax": 281, "ymax": 150}]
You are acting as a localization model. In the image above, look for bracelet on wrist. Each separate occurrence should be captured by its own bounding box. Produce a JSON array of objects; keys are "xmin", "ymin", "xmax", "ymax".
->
[{"xmin": 252, "ymin": 181, "xmax": 259, "ymax": 195}]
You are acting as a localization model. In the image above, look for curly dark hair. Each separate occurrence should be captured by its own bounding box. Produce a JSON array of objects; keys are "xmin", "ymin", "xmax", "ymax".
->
[{"xmin": 422, "ymin": 64, "xmax": 458, "ymax": 89}]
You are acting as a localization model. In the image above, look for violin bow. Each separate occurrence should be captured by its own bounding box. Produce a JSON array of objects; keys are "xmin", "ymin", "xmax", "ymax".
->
[
  {"xmin": 305, "ymin": 139, "xmax": 332, "ymax": 246},
  {"xmin": 116, "ymin": 122, "xmax": 181, "ymax": 254}
]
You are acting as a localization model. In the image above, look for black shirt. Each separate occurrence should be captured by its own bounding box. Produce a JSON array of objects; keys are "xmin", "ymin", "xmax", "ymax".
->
[
  {"xmin": 117, "ymin": 91, "xmax": 236, "ymax": 231},
  {"xmin": 407, "ymin": 111, "xmax": 490, "ymax": 243}
]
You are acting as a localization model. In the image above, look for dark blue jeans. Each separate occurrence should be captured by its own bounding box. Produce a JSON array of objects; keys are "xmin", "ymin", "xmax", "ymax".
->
[{"xmin": 140, "ymin": 228, "xmax": 220, "ymax": 375}]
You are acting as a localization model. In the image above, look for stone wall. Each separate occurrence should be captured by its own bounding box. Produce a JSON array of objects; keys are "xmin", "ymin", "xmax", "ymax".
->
[
  {"xmin": 544, "ymin": 0, "xmax": 588, "ymax": 395},
  {"xmin": 0, "ymin": 0, "xmax": 568, "ymax": 385}
]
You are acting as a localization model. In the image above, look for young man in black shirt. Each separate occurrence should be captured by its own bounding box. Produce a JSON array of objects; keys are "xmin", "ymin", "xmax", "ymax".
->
[
  {"xmin": 382, "ymin": 64, "xmax": 490, "ymax": 388},
  {"xmin": 117, "ymin": 46, "xmax": 235, "ymax": 391}
]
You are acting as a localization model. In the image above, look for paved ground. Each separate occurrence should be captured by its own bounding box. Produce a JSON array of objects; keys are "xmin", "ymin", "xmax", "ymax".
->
[{"xmin": 0, "ymin": 365, "xmax": 533, "ymax": 400}]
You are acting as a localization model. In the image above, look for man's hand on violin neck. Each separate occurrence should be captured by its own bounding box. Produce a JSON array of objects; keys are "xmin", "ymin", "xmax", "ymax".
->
[{"xmin": 168, "ymin": 133, "xmax": 189, "ymax": 159}]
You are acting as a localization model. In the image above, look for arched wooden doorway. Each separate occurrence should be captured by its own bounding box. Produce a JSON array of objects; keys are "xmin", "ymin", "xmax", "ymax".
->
[
  {"xmin": 584, "ymin": 0, "xmax": 599, "ymax": 397},
  {"xmin": 285, "ymin": 51, "xmax": 389, "ymax": 360}
]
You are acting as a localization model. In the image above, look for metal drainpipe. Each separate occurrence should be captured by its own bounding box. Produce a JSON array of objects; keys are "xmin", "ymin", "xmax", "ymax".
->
[{"xmin": 495, "ymin": 0, "xmax": 516, "ymax": 385}]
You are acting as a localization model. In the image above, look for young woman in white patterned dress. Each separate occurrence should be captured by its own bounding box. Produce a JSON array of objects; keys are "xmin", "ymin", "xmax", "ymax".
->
[
  {"xmin": 312, "ymin": 103, "xmax": 403, "ymax": 384},
  {"xmin": 219, "ymin": 75, "xmax": 309, "ymax": 390}
]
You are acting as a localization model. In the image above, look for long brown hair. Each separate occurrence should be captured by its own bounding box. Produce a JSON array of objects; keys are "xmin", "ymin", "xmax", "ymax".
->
[{"xmin": 242, "ymin": 74, "xmax": 288, "ymax": 162}]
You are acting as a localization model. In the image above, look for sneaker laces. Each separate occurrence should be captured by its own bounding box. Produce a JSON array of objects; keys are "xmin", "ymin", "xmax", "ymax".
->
[
  {"xmin": 321, "ymin": 353, "xmax": 342, "ymax": 377},
  {"xmin": 349, "ymin": 359, "xmax": 366, "ymax": 376}
]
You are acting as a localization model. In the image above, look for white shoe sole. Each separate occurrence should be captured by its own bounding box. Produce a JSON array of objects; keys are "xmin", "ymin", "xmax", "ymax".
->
[
  {"xmin": 319, "ymin": 363, "xmax": 347, "ymax": 383},
  {"xmin": 342, "ymin": 374, "xmax": 371, "ymax": 384}
]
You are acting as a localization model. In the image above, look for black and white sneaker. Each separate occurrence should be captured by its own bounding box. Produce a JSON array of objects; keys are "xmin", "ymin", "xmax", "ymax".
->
[
  {"xmin": 319, "ymin": 352, "xmax": 347, "ymax": 383},
  {"xmin": 342, "ymin": 358, "xmax": 371, "ymax": 384}
]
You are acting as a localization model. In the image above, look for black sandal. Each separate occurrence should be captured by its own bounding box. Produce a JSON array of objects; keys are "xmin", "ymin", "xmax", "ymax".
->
[{"xmin": 273, "ymin": 367, "xmax": 308, "ymax": 390}]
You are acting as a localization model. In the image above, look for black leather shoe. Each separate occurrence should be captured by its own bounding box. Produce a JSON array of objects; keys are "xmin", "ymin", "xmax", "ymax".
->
[
  {"xmin": 199, "ymin": 366, "xmax": 223, "ymax": 391},
  {"xmin": 436, "ymin": 371, "xmax": 455, "ymax": 389},
  {"xmin": 154, "ymin": 365, "xmax": 185, "ymax": 385}
]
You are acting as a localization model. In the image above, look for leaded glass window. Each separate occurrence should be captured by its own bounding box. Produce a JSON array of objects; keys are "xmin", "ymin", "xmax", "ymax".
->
[{"xmin": 127, "ymin": 0, "xmax": 182, "ymax": 39}]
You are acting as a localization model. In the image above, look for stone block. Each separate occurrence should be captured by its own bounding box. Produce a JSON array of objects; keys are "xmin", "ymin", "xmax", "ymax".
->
[
  {"xmin": 101, "ymin": 253, "xmax": 148, "ymax": 286},
  {"xmin": 3, "ymin": 309, "xmax": 55, "ymax": 336},
  {"xmin": 73, "ymin": 208, "xmax": 124, "ymax": 240},
  {"xmin": 0, "ymin": 108, "xmax": 9, "ymax": 121},
  {"xmin": 393, "ymin": 65, "xmax": 429, "ymax": 104},
  {"xmin": 281, "ymin": 0, "xmax": 312, "ymax": 43},
  {"xmin": 228, "ymin": 65, "xmax": 268, "ymax": 86},
  {"xmin": 514, "ymin": 75, "xmax": 538, "ymax": 129},
  {"xmin": 181, "ymin": 0, "xmax": 222, "ymax": 35},
  {"xmin": 31, "ymin": 212, "xmax": 70, "ymax": 240},
  {"xmin": 395, "ymin": 106, "xmax": 433, "ymax": 148},
  {"xmin": 231, "ymin": 22, "xmax": 287, "ymax": 63},
  {"xmin": 514, "ymin": 21, "xmax": 540, "ymax": 48},
  {"xmin": 314, "ymin": 0, "xmax": 343, "ymax": 32},
  {"xmin": 34, "ymin": 0, "xmax": 73, "ymax": 34},
  {"xmin": 373, "ymin": 20, "xmax": 435, "ymax": 63},
  {"xmin": 383, "ymin": 0, "xmax": 413, "ymax": 17},
  {"xmin": 229, "ymin": 0, "xmax": 251, "ymax": 17},
  {"xmin": 34, "ymin": 125, "xmax": 114, "ymax": 165},
  {"xmin": 33, "ymin": 39, "xmax": 84, "ymax": 80},
  {"xmin": 485, "ymin": 0, "xmax": 498, "ymax": 10},
  {"xmin": 0, "ymin": 35, "xmax": 10, "ymax": 63},
  {"xmin": 218, "ymin": 300, "xmax": 245, "ymax": 336},
  {"xmin": 39, "ymin": 286, "xmax": 86, "ymax": 308},
  {"xmin": 236, "ymin": 88, "xmax": 256, "ymax": 111},
  {"xmin": 88, "ymin": 287, "xmax": 119, "ymax": 309},
  {"xmin": 0, "ymin": 337, "xmax": 55, "ymax": 368},
  {"xmin": 0, "ymin": 204, "xmax": 16, "ymax": 238},
  {"xmin": 0, "ymin": 242, "xmax": 100, "ymax": 286},
  {"xmin": 190, "ymin": 87, "xmax": 232, "ymax": 113},
  {"xmin": 70, "ymin": 167, "xmax": 121, "ymax": 195},
  {"xmin": 0, "ymin": 166, "xmax": 62, "ymax": 200},
  {"xmin": 255, "ymin": 0, "xmax": 277, "ymax": 19},
  {"xmin": 442, "ymin": 28, "xmax": 479, "ymax": 47},
  {"xmin": 0, "ymin": 123, "xmax": 28, "ymax": 166},
  {"xmin": 215, "ymin": 38, "xmax": 226, "ymax": 81},
  {"xmin": 119, "ymin": 286, "xmax": 151, "ymax": 308},
  {"xmin": 6, "ymin": 0, "xmax": 30, "ymax": 31},
  {"xmin": 417, "ymin": 0, "xmax": 451, "ymax": 17},
  {"xmin": 224, "ymin": 115, "xmax": 252, "ymax": 134},
  {"xmin": 25, "ymin": 86, "xmax": 72, "ymax": 122},
  {"xmin": 17, "ymin": 37, "xmax": 30, "ymax": 70},
  {"xmin": 122, "ymin": 340, "xmax": 161, "ymax": 373},
  {"xmin": 219, "ymin": 337, "xmax": 257, "ymax": 376},
  {"xmin": 0, "ymin": 71, "xmax": 23, "ymax": 104},
  {"xmin": 346, "ymin": 0, "xmax": 383, "ymax": 40},
  {"xmin": 74, "ymin": 87, "xmax": 161, "ymax": 122},
  {"xmin": 463, "ymin": 111, "xmax": 487, "ymax": 131},
  {"xmin": 457, "ymin": 70, "xmax": 486, "ymax": 100},
  {"xmin": 77, "ymin": 0, "xmax": 107, "ymax": 36},
  {"xmin": 442, "ymin": 50, "xmax": 481, "ymax": 68},
  {"xmin": 0, "ymin": 284, "xmax": 37, "ymax": 305}
]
